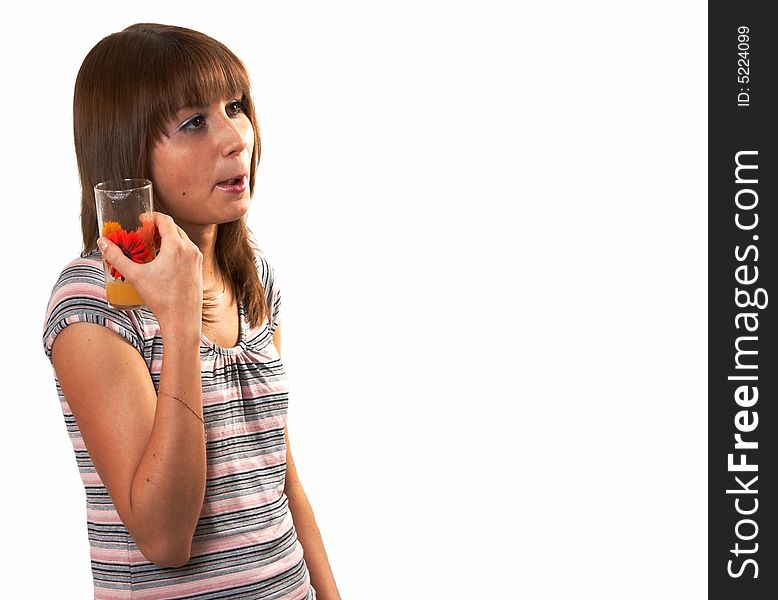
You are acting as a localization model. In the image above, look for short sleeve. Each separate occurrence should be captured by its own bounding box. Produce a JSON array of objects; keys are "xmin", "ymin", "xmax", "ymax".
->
[
  {"xmin": 42, "ymin": 254, "xmax": 145, "ymax": 360},
  {"xmin": 257, "ymin": 253, "xmax": 282, "ymax": 334}
]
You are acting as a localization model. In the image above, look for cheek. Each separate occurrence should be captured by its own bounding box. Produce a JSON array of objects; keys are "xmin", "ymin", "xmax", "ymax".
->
[
  {"xmin": 152, "ymin": 152, "xmax": 198, "ymax": 201},
  {"xmin": 242, "ymin": 121, "xmax": 256, "ymax": 154}
]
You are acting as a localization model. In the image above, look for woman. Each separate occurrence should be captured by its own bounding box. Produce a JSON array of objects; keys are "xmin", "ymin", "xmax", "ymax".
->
[{"xmin": 42, "ymin": 23, "xmax": 340, "ymax": 599}]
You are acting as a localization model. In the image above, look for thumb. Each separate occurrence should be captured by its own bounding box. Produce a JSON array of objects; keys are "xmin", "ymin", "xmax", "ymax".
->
[{"xmin": 97, "ymin": 237, "xmax": 140, "ymax": 281}]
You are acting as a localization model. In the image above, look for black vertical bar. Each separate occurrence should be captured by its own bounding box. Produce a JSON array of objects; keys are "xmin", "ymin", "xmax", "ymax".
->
[{"xmin": 710, "ymin": 4, "xmax": 777, "ymax": 599}]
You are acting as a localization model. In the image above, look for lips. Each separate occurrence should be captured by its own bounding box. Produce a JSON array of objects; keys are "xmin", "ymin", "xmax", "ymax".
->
[{"xmin": 215, "ymin": 175, "xmax": 248, "ymax": 194}]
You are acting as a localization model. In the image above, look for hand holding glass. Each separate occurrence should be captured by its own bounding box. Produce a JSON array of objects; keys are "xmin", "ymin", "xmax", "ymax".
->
[{"xmin": 94, "ymin": 179, "xmax": 157, "ymax": 309}]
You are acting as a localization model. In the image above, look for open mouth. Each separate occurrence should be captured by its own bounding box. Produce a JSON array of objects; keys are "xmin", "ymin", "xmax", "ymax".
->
[{"xmin": 215, "ymin": 176, "xmax": 248, "ymax": 192}]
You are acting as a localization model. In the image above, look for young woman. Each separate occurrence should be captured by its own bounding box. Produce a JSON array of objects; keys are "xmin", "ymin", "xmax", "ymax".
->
[{"xmin": 42, "ymin": 23, "xmax": 340, "ymax": 600}]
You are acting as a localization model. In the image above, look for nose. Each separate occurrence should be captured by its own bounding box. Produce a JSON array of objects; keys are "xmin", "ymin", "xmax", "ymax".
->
[{"xmin": 218, "ymin": 113, "xmax": 251, "ymax": 157}]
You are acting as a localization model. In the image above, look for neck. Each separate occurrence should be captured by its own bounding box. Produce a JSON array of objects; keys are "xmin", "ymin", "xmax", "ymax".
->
[{"xmin": 181, "ymin": 223, "xmax": 221, "ymax": 288}]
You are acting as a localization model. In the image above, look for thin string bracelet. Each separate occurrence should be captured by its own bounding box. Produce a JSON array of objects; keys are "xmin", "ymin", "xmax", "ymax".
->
[{"xmin": 158, "ymin": 390, "xmax": 208, "ymax": 442}]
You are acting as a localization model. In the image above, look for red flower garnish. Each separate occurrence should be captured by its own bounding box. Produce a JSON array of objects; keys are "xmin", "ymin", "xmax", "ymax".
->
[
  {"xmin": 105, "ymin": 229, "xmax": 152, "ymax": 280},
  {"xmin": 136, "ymin": 214, "xmax": 157, "ymax": 257}
]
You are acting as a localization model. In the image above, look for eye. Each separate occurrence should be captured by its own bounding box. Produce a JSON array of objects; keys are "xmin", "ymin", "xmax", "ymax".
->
[
  {"xmin": 226, "ymin": 99, "xmax": 247, "ymax": 117},
  {"xmin": 179, "ymin": 114, "xmax": 206, "ymax": 131}
]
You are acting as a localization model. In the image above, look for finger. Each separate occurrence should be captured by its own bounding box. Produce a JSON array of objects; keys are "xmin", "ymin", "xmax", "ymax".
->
[
  {"xmin": 97, "ymin": 237, "xmax": 140, "ymax": 280},
  {"xmin": 144, "ymin": 213, "xmax": 163, "ymax": 250},
  {"xmin": 175, "ymin": 224, "xmax": 192, "ymax": 242},
  {"xmin": 155, "ymin": 212, "xmax": 192, "ymax": 243},
  {"xmin": 153, "ymin": 212, "xmax": 182, "ymax": 240}
]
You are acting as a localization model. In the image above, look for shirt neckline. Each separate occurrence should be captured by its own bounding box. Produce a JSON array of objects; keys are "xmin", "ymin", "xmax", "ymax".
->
[
  {"xmin": 200, "ymin": 303, "xmax": 248, "ymax": 355},
  {"xmin": 86, "ymin": 250, "xmax": 258, "ymax": 356}
]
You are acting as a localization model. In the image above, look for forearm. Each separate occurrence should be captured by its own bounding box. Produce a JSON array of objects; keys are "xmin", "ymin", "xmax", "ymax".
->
[
  {"xmin": 286, "ymin": 479, "xmax": 341, "ymax": 600},
  {"xmin": 129, "ymin": 323, "xmax": 207, "ymax": 564}
]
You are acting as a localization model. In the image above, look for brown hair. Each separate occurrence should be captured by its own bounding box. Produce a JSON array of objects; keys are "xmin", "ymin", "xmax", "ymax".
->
[{"xmin": 73, "ymin": 23, "xmax": 269, "ymax": 328}]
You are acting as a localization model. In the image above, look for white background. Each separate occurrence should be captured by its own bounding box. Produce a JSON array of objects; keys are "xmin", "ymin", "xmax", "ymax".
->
[{"xmin": 0, "ymin": 1, "xmax": 706, "ymax": 598}]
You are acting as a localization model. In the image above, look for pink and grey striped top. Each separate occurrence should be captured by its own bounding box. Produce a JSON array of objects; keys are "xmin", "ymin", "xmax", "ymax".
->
[{"xmin": 43, "ymin": 251, "xmax": 314, "ymax": 600}]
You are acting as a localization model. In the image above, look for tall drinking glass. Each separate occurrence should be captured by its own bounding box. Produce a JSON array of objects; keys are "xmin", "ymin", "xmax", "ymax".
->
[{"xmin": 94, "ymin": 179, "xmax": 156, "ymax": 309}]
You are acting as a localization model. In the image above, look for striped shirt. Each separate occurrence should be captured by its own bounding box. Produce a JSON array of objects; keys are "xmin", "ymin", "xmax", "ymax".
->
[{"xmin": 42, "ymin": 250, "xmax": 314, "ymax": 600}]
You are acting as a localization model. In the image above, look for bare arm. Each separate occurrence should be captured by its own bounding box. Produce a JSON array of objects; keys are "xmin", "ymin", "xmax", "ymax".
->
[
  {"xmin": 52, "ymin": 321, "xmax": 204, "ymax": 566},
  {"xmin": 51, "ymin": 213, "xmax": 206, "ymax": 567},
  {"xmin": 273, "ymin": 326, "xmax": 341, "ymax": 599},
  {"xmin": 285, "ymin": 429, "xmax": 342, "ymax": 600}
]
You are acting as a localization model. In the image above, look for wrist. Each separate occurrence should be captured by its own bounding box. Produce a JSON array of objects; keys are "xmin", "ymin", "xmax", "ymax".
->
[{"xmin": 158, "ymin": 318, "xmax": 202, "ymax": 344}]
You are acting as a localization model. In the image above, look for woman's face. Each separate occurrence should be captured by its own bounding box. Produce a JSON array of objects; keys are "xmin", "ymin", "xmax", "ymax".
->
[{"xmin": 149, "ymin": 97, "xmax": 255, "ymax": 230}]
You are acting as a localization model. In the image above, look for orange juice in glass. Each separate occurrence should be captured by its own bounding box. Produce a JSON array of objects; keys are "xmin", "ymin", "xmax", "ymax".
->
[{"xmin": 94, "ymin": 179, "xmax": 156, "ymax": 309}]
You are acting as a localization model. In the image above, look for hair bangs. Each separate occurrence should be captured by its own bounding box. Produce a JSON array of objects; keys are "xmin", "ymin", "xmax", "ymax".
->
[{"xmin": 145, "ymin": 35, "xmax": 253, "ymax": 140}]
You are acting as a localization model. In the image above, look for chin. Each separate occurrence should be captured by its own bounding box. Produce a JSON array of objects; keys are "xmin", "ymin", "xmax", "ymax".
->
[{"xmin": 219, "ymin": 200, "xmax": 251, "ymax": 224}]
